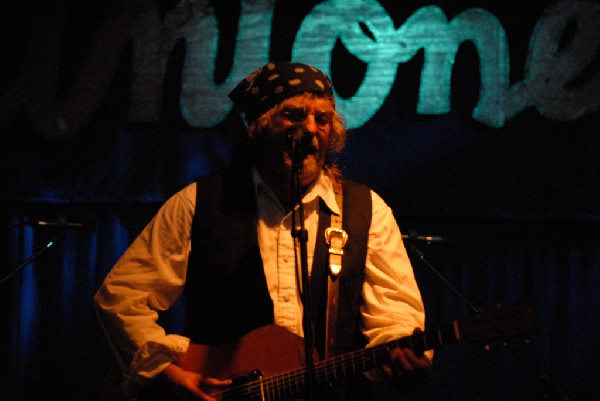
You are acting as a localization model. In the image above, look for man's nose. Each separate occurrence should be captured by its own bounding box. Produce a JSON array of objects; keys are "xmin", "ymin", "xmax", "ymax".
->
[{"xmin": 301, "ymin": 114, "xmax": 318, "ymax": 134}]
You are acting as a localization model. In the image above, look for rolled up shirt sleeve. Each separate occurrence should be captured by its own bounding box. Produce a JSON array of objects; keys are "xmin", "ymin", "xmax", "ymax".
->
[
  {"xmin": 360, "ymin": 190, "xmax": 432, "ymax": 360},
  {"xmin": 94, "ymin": 183, "xmax": 197, "ymax": 386}
]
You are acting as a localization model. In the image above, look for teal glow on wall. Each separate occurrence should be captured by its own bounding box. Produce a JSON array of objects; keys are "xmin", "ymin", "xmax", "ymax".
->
[
  {"xmin": 131, "ymin": 0, "xmax": 600, "ymax": 129},
  {"xmin": 1, "ymin": 0, "xmax": 598, "ymax": 138}
]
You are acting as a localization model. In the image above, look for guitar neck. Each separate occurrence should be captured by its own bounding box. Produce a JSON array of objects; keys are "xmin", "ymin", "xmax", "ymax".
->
[
  {"xmin": 251, "ymin": 323, "xmax": 458, "ymax": 401},
  {"xmin": 319, "ymin": 322, "xmax": 458, "ymax": 377}
]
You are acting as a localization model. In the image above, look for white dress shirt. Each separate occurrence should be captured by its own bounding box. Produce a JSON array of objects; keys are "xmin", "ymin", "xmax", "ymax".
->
[{"xmin": 94, "ymin": 169, "xmax": 427, "ymax": 389}]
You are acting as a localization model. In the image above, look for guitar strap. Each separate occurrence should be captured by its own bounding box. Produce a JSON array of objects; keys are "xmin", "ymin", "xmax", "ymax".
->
[{"xmin": 324, "ymin": 175, "xmax": 347, "ymax": 358}]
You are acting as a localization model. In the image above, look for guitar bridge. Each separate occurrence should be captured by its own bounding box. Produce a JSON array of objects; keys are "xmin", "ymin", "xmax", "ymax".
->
[{"xmin": 227, "ymin": 369, "xmax": 264, "ymax": 401}]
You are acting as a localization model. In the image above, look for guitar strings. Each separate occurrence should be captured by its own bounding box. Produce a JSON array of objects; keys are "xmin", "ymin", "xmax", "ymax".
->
[
  {"xmin": 210, "ymin": 310, "xmax": 527, "ymax": 399},
  {"xmin": 210, "ymin": 346, "xmax": 390, "ymax": 400}
]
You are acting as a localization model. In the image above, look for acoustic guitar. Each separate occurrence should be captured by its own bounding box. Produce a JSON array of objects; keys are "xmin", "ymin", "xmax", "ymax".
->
[{"xmin": 130, "ymin": 303, "xmax": 537, "ymax": 401}]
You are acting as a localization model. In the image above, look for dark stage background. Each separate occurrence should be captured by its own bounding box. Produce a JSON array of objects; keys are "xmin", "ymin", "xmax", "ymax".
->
[{"xmin": 1, "ymin": 1, "xmax": 599, "ymax": 400}]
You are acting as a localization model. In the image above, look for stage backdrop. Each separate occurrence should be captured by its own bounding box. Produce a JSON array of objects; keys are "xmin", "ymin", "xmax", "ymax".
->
[{"xmin": 1, "ymin": 1, "xmax": 599, "ymax": 401}]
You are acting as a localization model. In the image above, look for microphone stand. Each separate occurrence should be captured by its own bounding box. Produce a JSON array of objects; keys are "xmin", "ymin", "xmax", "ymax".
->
[
  {"xmin": 0, "ymin": 232, "xmax": 64, "ymax": 286},
  {"xmin": 408, "ymin": 244, "xmax": 571, "ymax": 401},
  {"xmin": 290, "ymin": 135, "xmax": 315, "ymax": 401}
]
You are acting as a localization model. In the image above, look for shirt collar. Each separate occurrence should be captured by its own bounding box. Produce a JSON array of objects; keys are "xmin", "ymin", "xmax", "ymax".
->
[{"xmin": 252, "ymin": 167, "xmax": 341, "ymax": 215}]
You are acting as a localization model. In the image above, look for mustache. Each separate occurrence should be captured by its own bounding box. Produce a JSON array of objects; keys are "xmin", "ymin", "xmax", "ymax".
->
[{"xmin": 286, "ymin": 126, "xmax": 319, "ymax": 155}]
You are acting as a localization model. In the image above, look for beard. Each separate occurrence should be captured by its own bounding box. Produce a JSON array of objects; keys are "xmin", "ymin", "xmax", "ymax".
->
[
  {"xmin": 251, "ymin": 124, "xmax": 329, "ymax": 204},
  {"xmin": 284, "ymin": 152, "xmax": 324, "ymax": 188}
]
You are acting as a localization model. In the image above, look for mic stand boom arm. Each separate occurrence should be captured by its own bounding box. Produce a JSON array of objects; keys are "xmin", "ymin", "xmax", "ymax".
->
[
  {"xmin": 0, "ymin": 232, "xmax": 64, "ymax": 287},
  {"xmin": 408, "ymin": 244, "xmax": 571, "ymax": 401}
]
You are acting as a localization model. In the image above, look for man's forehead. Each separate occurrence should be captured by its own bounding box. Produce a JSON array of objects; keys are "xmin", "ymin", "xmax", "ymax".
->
[{"xmin": 280, "ymin": 94, "xmax": 334, "ymax": 110}]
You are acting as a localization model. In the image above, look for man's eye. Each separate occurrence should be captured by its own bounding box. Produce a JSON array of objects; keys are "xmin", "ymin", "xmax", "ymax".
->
[
  {"xmin": 280, "ymin": 108, "xmax": 332, "ymax": 126},
  {"xmin": 315, "ymin": 113, "xmax": 332, "ymax": 126},
  {"xmin": 281, "ymin": 108, "xmax": 307, "ymax": 122}
]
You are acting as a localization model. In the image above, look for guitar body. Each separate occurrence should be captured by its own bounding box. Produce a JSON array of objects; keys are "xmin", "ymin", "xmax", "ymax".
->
[
  {"xmin": 179, "ymin": 324, "xmax": 312, "ymax": 379},
  {"xmin": 137, "ymin": 325, "xmax": 318, "ymax": 401}
]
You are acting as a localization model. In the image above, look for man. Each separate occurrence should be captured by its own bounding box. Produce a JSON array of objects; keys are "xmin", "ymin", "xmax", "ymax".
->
[{"xmin": 95, "ymin": 61, "xmax": 431, "ymax": 401}]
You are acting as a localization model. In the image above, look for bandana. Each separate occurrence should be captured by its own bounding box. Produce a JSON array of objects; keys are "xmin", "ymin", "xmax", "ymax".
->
[{"xmin": 228, "ymin": 61, "xmax": 334, "ymax": 124}]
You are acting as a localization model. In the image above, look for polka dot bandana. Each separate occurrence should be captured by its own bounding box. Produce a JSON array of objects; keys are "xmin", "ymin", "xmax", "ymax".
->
[{"xmin": 228, "ymin": 61, "xmax": 334, "ymax": 124}]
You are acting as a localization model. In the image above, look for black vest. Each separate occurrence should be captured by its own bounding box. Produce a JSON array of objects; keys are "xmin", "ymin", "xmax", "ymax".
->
[{"xmin": 183, "ymin": 166, "xmax": 372, "ymax": 359}]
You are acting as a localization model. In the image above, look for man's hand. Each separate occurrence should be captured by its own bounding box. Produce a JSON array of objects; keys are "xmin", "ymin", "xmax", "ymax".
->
[
  {"xmin": 159, "ymin": 364, "xmax": 232, "ymax": 401},
  {"xmin": 382, "ymin": 330, "xmax": 432, "ymax": 391}
]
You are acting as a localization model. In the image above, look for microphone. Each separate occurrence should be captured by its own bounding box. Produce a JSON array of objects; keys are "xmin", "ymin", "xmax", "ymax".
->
[
  {"xmin": 27, "ymin": 218, "xmax": 95, "ymax": 231},
  {"xmin": 286, "ymin": 127, "xmax": 318, "ymax": 155},
  {"xmin": 287, "ymin": 126, "xmax": 306, "ymax": 144},
  {"xmin": 401, "ymin": 233, "xmax": 447, "ymax": 243}
]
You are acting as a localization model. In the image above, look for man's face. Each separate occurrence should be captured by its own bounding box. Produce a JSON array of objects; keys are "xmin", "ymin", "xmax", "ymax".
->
[{"xmin": 255, "ymin": 94, "xmax": 334, "ymax": 190}]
